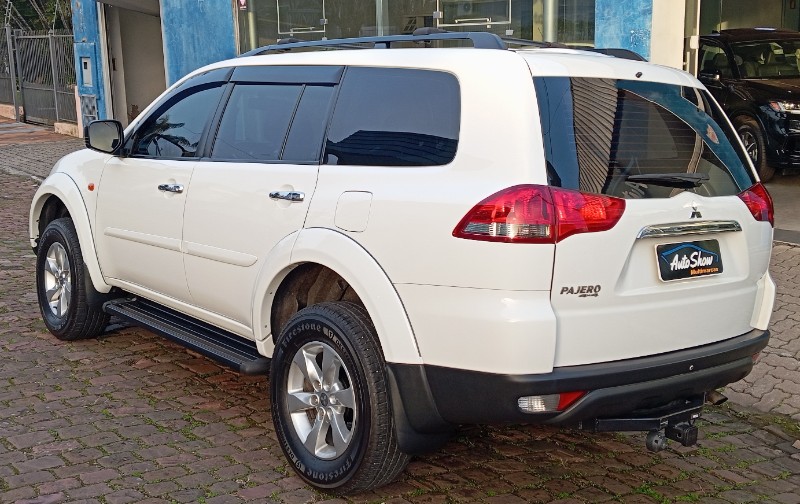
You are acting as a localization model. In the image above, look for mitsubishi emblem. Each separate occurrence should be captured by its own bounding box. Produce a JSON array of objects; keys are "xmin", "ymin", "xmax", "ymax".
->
[{"xmin": 690, "ymin": 203, "xmax": 702, "ymax": 219}]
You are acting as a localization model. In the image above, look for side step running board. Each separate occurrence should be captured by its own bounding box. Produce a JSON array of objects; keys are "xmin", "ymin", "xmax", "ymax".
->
[{"xmin": 103, "ymin": 298, "xmax": 270, "ymax": 375}]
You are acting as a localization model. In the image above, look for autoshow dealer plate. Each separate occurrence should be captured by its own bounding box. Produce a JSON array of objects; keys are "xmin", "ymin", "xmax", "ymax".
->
[{"xmin": 656, "ymin": 240, "xmax": 723, "ymax": 282}]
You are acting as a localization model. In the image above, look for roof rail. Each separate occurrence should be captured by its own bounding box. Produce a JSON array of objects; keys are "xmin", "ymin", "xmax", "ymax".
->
[
  {"xmin": 501, "ymin": 36, "xmax": 568, "ymax": 49},
  {"xmin": 239, "ymin": 30, "xmax": 506, "ymax": 57}
]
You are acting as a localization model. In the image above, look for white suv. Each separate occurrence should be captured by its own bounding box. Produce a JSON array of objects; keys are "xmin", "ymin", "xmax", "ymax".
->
[{"xmin": 29, "ymin": 32, "xmax": 775, "ymax": 493}]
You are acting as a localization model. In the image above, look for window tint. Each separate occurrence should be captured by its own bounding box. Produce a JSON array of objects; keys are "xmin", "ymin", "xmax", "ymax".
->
[
  {"xmin": 731, "ymin": 39, "xmax": 800, "ymax": 79},
  {"xmin": 534, "ymin": 77, "xmax": 755, "ymax": 199},
  {"xmin": 282, "ymin": 85, "xmax": 335, "ymax": 162},
  {"xmin": 212, "ymin": 84, "xmax": 302, "ymax": 161},
  {"xmin": 325, "ymin": 67, "xmax": 460, "ymax": 166},
  {"xmin": 130, "ymin": 84, "xmax": 225, "ymax": 158},
  {"xmin": 699, "ymin": 44, "xmax": 732, "ymax": 77}
]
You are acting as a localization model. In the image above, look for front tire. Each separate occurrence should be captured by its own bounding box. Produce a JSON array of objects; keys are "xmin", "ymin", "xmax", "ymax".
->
[
  {"xmin": 735, "ymin": 116, "xmax": 775, "ymax": 182},
  {"xmin": 270, "ymin": 302, "xmax": 409, "ymax": 493},
  {"xmin": 36, "ymin": 218, "xmax": 109, "ymax": 340}
]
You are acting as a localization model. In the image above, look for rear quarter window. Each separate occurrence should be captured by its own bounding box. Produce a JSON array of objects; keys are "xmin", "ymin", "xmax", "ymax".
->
[
  {"xmin": 534, "ymin": 76, "xmax": 755, "ymax": 198},
  {"xmin": 324, "ymin": 67, "xmax": 460, "ymax": 166}
]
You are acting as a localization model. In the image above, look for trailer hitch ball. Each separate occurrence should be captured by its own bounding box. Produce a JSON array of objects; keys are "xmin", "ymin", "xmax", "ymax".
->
[{"xmin": 645, "ymin": 430, "xmax": 667, "ymax": 452}]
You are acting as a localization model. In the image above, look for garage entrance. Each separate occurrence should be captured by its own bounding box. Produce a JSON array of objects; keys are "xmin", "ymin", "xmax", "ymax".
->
[{"xmin": 99, "ymin": 0, "xmax": 167, "ymax": 127}]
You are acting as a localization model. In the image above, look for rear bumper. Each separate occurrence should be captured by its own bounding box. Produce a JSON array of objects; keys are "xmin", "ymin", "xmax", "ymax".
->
[{"xmin": 388, "ymin": 328, "xmax": 769, "ymax": 435}]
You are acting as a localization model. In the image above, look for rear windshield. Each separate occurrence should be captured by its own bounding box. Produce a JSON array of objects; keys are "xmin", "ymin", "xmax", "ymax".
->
[{"xmin": 534, "ymin": 77, "xmax": 755, "ymax": 199}]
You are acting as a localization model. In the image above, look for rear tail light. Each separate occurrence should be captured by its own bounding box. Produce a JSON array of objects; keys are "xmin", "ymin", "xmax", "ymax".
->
[
  {"xmin": 738, "ymin": 182, "xmax": 774, "ymax": 226},
  {"xmin": 453, "ymin": 185, "xmax": 626, "ymax": 243}
]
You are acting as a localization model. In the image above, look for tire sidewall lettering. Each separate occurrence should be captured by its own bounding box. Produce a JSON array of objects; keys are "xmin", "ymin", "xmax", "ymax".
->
[{"xmin": 272, "ymin": 311, "xmax": 367, "ymax": 488}]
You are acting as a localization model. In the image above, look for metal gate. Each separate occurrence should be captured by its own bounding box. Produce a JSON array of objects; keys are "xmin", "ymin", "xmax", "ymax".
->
[
  {"xmin": 0, "ymin": 28, "xmax": 76, "ymax": 125},
  {"xmin": 12, "ymin": 29, "xmax": 75, "ymax": 125},
  {"xmin": 0, "ymin": 27, "xmax": 14, "ymax": 106}
]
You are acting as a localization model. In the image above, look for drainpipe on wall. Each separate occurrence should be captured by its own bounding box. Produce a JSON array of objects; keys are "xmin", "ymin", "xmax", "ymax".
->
[{"xmin": 543, "ymin": 0, "xmax": 558, "ymax": 42}]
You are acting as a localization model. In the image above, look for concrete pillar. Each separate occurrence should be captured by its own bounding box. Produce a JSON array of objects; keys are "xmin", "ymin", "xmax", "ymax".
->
[
  {"xmin": 71, "ymin": 0, "xmax": 108, "ymax": 120},
  {"xmin": 594, "ymin": 0, "xmax": 652, "ymax": 60},
  {"xmin": 159, "ymin": 0, "xmax": 237, "ymax": 85},
  {"xmin": 650, "ymin": 0, "xmax": 686, "ymax": 69}
]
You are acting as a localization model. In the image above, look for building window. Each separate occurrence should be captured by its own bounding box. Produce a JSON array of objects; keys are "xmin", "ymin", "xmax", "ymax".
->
[
  {"xmin": 235, "ymin": 0, "xmax": 376, "ymax": 52},
  {"xmin": 233, "ymin": 1, "xmax": 595, "ymax": 52},
  {"xmin": 557, "ymin": 0, "xmax": 595, "ymax": 45}
]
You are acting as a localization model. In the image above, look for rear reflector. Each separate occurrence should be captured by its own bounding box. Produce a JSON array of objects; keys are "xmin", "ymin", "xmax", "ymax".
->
[
  {"xmin": 453, "ymin": 185, "xmax": 625, "ymax": 244},
  {"xmin": 738, "ymin": 182, "xmax": 774, "ymax": 226},
  {"xmin": 517, "ymin": 391, "xmax": 586, "ymax": 413}
]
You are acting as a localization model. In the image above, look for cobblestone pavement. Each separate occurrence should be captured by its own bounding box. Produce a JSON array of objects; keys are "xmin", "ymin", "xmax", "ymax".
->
[
  {"xmin": 2, "ymin": 128, "xmax": 800, "ymax": 503},
  {"xmin": 0, "ymin": 119, "xmax": 84, "ymax": 181}
]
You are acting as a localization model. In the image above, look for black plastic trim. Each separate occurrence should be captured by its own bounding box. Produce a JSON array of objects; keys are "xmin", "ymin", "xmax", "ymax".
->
[
  {"xmin": 103, "ymin": 298, "xmax": 270, "ymax": 375},
  {"xmin": 388, "ymin": 329, "xmax": 768, "ymax": 427},
  {"xmin": 385, "ymin": 365, "xmax": 452, "ymax": 455},
  {"xmin": 231, "ymin": 65, "xmax": 344, "ymax": 84},
  {"xmin": 240, "ymin": 32, "xmax": 506, "ymax": 56}
]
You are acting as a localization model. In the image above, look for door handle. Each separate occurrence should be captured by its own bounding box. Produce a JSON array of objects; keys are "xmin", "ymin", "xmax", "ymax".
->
[
  {"xmin": 269, "ymin": 191, "xmax": 304, "ymax": 202},
  {"xmin": 158, "ymin": 183, "xmax": 184, "ymax": 194}
]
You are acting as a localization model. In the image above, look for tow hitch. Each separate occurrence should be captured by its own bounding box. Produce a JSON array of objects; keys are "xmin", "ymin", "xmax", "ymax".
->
[{"xmin": 580, "ymin": 395, "xmax": 707, "ymax": 452}]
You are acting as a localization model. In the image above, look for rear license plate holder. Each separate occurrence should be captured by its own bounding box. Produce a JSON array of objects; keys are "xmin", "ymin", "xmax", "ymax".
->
[{"xmin": 656, "ymin": 239, "xmax": 723, "ymax": 282}]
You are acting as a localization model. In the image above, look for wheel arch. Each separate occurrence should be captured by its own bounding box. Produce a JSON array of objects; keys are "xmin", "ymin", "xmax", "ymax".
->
[
  {"xmin": 30, "ymin": 173, "xmax": 111, "ymax": 294},
  {"xmin": 729, "ymin": 109, "xmax": 765, "ymax": 130},
  {"xmin": 251, "ymin": 228, "xmax": 422, "ymax": 365}
]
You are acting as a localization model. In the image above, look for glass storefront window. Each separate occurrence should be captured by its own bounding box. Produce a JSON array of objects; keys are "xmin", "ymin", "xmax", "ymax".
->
[
  {"xmin": 234, "ymin": 0, "xmax": 594, "ymax": 53},
  {"xmin": 557, "ymin": 0, "xmax": 594, "ymax": 45},
  {"xmin": 236, "ymin": 0, "xmax": 376, "ymax": 52}
]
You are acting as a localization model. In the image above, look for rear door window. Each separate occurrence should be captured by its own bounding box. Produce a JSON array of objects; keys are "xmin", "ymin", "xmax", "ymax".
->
[
  {"xmin": 534, "ymin": 77, "xmax": 755, "ymax": 199},
  {"xmin": 324, "ymin": 67, "xmax": 460, "ymax": 166},
  {"xmin": 211, "ymin": 84, "xmax": 302, "ymax": 161}
]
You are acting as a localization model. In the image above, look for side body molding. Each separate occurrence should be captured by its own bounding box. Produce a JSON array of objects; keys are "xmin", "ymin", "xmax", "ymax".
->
[
  {"xmin": 29, "ymin": 173, "xmax": 111, "ymax": 294},
  {"xmin": 251, "ymin": 228, "xmax": 422, "ymax": 365}
]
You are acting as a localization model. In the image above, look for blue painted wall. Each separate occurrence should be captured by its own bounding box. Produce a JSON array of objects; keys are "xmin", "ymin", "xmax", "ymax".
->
[
  {"xmin": 160, "ymin": 0, "xmax": 237, "ymax": 85},
  {"xmin": 594, "ymin": 0, "xmax": 652, "ymax": 60},
  {"xmin": 71, "ymin": 0, "xmax": 107, "ymax": 119}
]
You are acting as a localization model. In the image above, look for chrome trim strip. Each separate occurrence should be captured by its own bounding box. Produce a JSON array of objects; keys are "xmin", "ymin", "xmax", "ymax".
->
[{"xmin": 637, "ymin": 220, "xmax": 742, "ymax": 239}]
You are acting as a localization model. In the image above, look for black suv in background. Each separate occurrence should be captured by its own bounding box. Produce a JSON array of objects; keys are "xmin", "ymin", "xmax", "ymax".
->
[{"xmin": 699, "ymin": 28, "xmax": 800, "ymax": 181}]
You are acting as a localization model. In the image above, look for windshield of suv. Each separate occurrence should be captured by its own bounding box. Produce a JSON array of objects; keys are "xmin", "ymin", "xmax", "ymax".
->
[
  {"xmin": 731, "ymin": 39, "xmax": 800, "ymax": 78},
  {"xmin": 534, "ymin": 77, "xmax": 755, "ymax": 199}
]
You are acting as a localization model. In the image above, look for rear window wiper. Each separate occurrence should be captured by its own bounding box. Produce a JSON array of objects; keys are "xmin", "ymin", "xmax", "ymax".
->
[{"xmin": 624, "ymin": 173, "xmax": 709, "ymax": 188}]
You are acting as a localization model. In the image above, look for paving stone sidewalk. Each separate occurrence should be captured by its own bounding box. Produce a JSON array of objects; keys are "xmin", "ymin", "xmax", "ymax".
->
[
  {"xmin": 2, "ymin": 125, "xmax": 800, "ymax": 503},
  {"xmin": 0, "ymin": 119, "xmax": 84, "ymax": 181}
]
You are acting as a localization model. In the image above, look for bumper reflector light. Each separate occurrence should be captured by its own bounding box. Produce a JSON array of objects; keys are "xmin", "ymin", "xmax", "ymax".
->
[{"xmin": 518, "ymin": 391, "xmax": 586, "ymax": 413}]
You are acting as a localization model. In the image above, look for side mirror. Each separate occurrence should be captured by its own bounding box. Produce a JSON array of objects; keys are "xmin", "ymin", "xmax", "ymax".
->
[
  {"xmin": 698, "ymin": 71, "xmax": 721, "ymax": 82},
  {"xmin": 84, "ymin": 120, "xmax": 124, "ymax": 154}
]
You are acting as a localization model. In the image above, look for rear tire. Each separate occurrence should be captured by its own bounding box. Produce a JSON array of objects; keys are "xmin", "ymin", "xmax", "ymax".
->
[
  {"xmin": 35, "ymin": 218, "xmax": 109, "ymax": 340},
  {"xmin": 735, "ymin": 116, "xmax": 775, "ymax": 182},
  {"xmin": 270, "ymin": 302, "xmax": 409, "ymax": 493}
]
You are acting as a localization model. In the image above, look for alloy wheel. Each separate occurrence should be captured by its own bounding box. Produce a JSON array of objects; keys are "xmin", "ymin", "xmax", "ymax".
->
[
  {"xmin": 740, "ymin": 130, "xmax": 758, "ymax": 163},
  {"xmin": 286, "ymin": 341, "xmax": 357, "ymax": 460},
  {"xmin": 42, "ymin": 242, "xmax": 71, "ymax": 317}
]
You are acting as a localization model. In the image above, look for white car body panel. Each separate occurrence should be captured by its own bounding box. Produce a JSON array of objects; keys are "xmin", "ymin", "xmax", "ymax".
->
[
  {"xmin": 289, "ymin": 228, "xmax": 423, "ymax": 365},
  {"xmin": 30, "ymin": 171, "xmax": 111, "ymax": 294},
  {"xmin": 751, "ymin": 271, "xmax": 776, "ymax": 330},
  {"xmin": 396, "ymin": 284, "xmax": 557, "ymax": 374},
  {"xmin": 549, "ymin": 191, "xmax": 772, "ymax": 367},
  {"xmin": 95, "ymin": 156, "xmax": 194, "ymax": 303},
  {"xmin": 182, "ymin": 160, "xmax": 319, "ymax": 327}
]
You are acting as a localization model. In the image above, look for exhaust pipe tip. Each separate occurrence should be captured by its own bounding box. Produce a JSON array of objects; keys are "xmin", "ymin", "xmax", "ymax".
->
[{"xmin": 706, "ymin": 390, "xmax": 728, "ymax": 406}]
